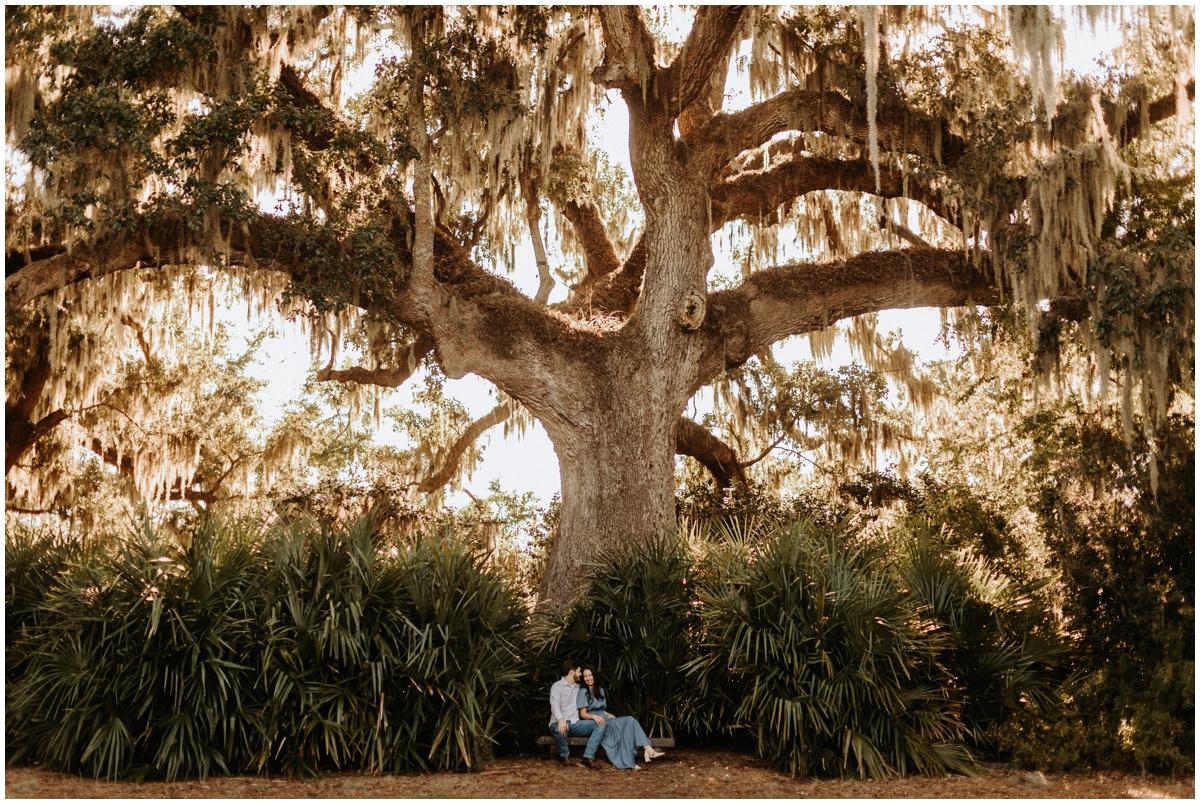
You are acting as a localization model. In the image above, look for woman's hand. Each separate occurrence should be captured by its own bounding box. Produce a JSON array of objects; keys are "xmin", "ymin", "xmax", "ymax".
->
[{"xmin": 579, "ymin": 708, "xmax": 606, "ymax": 726}]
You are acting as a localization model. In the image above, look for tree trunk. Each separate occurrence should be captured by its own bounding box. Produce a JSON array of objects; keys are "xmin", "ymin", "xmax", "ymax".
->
[
  {"xmin": 538, "ymin": 395, "xmax": 679, "ymax": 607},
  {"xmin": 534, "ymin": 100, "xmax": 714, "ymax": 606}
]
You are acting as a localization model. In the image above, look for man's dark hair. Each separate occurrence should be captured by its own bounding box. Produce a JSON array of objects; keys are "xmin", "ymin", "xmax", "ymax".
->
[{"xmin": 561, "ymin": 658, "xmax": 580, "ymax": 676}]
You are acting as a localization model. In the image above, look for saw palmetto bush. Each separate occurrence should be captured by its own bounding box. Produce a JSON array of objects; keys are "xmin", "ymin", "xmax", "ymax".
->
[
  {"xmin": 5, "ymin": 523, "xmax": 94, "ymax": 685},
  {"xmin": 898, "ymin": 523, "xmax": 1075, "ymax": 744},
  {"xmin": 687, "ymin": 518, "xmax": 975, "ymax": 779},
  {"xmin": 5, "ymin": 514, "xmax": 528, "ymax": 780},
  {"xmin": 5, "ymin": 515, "xmax": 266, "ymax": 781},
  {"xmin": 366, "ymin": 525, "xmax": 529, "ymax": 773},
  {"xmin": 540, "ymin": 532, "xmax": 698, "ymax": 739}
]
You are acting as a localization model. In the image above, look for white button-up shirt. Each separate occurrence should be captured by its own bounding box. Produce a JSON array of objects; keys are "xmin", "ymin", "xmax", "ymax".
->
[{"xmin": 549, "ymin": 677, "xmax": 580, "ymax": 726}]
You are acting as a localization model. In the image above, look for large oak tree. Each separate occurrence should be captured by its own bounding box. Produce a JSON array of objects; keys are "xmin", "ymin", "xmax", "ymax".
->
[{"xmin": 5, "ymin": 6, "xmax": 1193, "ymax": 604}]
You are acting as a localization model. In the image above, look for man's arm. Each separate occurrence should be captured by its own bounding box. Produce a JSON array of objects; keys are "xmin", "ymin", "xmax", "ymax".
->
[{"xmin": 549, "ymin": 681, "xmax": 569, "ymax": 733}]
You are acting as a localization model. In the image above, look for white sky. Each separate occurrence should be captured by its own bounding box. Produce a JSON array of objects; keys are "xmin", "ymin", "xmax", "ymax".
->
[{"xmin": 236, "ymin": 8, "xmax": 1129, "ymax": 508}]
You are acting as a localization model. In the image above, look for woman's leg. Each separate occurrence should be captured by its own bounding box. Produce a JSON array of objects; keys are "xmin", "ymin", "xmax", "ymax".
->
[{"xmin": 630, "ymin": 717, "xmax": 650, "ymax": 747}]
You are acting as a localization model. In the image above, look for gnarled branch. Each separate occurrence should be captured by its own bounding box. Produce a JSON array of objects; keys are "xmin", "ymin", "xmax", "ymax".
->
[
  {"xmin": 562, "ymin": 199, "xmax": 623, "ymax": 294},
  {"xmin": 317, "ymin": 334, "xmax": 436, "ymax": 388},
  {"xmin": 663, "ymin": 6, "xmax": 746, "ymax": 114},
  {"xmin": 693, "ymin": 89, "xmax": 965, "ymax": 180},
  {"xmin": 697, "ymin": 247, "xmax": 1000, "ymax": 392},
  {"xmin": 710, "ymin": 150, "xmax": 953, "ymax": 231},
  {"xmin": 413, "ymin": 402, "xmax": 512, "ymax": 494},
  {"xmin": 675, "ymin": 416, "xmax": 746, "ymax": 488}
]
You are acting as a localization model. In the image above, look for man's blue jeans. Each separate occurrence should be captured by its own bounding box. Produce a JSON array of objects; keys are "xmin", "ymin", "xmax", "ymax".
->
[{"xmin": 549, "ymin": 719, "xmax": 604, "ymax": 759}]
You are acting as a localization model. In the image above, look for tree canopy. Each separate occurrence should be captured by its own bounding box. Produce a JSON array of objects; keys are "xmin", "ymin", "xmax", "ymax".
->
[{"xmin": 4, "ymin": 5, "xmax": 1194, "ymax": 604}]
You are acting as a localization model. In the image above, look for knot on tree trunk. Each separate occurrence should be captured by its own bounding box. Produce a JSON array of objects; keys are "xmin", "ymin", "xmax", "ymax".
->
[{"xmin": 680, "ymin": 290, "xmax": 706, "ymax": 331}]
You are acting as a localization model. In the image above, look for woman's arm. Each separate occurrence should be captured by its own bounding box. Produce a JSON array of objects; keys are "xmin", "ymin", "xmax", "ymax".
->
[{"xmin": 578, "ymin": 707, "xmax": 607, "ymax": 726}]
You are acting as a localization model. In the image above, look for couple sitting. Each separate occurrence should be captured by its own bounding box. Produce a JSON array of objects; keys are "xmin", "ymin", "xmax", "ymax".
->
[{"xmin": 548, "ymin": 658, "xmax": 666, "ymax": 770}]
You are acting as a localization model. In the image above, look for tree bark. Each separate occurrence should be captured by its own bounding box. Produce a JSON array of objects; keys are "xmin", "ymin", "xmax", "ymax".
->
[
  {"xmin": 675, "ymin": 416, "xmax": 746, "ymax": 488},
  {"xmin": 539, "ymin": 400, "xmax": 678, "ymax": 605}
]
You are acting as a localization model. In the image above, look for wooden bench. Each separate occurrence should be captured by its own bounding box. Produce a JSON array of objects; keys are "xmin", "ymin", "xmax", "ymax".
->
[{"xmin": 536, "ymin": 735, "xmax": 675, "ymax": 758}]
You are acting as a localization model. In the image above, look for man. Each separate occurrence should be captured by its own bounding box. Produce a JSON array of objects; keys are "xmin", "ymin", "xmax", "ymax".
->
[{"xmin": 549, "ymin": 658, "xmax": 604, "ymax": 768}]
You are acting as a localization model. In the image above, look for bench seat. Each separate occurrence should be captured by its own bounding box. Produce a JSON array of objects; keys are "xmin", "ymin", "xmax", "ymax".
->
[{"xmin": 536, "ymin": 736, "xmax": 674, "ymax": 747}]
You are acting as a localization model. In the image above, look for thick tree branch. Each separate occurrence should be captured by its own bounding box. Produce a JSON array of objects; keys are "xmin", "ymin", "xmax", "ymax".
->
[
  {"xmin": 413, "ymin": 402, "xmax": 512, "ymax": 494},
  {"xmin": 5, "ymin": 408, "xmax": 68, "ymax": 476},
  {"xmin": 593, "ymin": 7, "xmax": 659, "ymax": 93},
  {"xmin": 675, "ymin": 415, "xmax": 746, "ymax": 488},
  {"xmin": 662, "ymin": 6, "xmax": 746, "ymax": 114},
  {"xmin": 693, "ymin": 89, "xmax": 964, "ymax": 180},
  {"xmin": 710, "ymin": 150, "xmax": 952, "ymax": 230},
  {"xmin": 562, "ymin": 199, "xmax": 623, "ymax": 294},
  {"xmin": 697, "ymin": 248, "xmax": 1000, "ymax": 392},
  {"xmin": 5, "ymin": 333, "xmax": 67, "ymax": 475},
  {"xmin": 581, "ymin": 235, "xmax": 648, "ymax": 316},
  {"xmin": 5, "ymin": 244, "xmax": 67, "ymax": 278},
  {"xmin": 1116, "ymin": 78, "xmax": 1195, "ymax": 145},
  {"xmin": 5, "ymin": 212, "xmax": 304, "ymax": 312},
  {"xmin": 316, "ymin": 334, "xmax": 436, "ymax": 388}
]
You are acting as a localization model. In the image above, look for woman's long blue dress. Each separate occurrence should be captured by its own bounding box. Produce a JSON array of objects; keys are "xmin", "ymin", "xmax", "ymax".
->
[{"xmin": 576, "ymin": 686, "xmax": 650, "ymax": 769}]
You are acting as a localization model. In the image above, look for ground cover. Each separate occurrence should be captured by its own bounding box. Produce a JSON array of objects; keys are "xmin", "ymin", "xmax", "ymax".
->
[{"xmin": 5, "ymin": 747, "xmax": 1193, "ymax": 799}]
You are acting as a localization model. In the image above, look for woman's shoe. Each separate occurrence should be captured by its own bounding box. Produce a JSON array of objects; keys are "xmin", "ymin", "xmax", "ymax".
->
[{"xmin": 644, "ymin": 746, "xmax": 666, "ymax": 762}]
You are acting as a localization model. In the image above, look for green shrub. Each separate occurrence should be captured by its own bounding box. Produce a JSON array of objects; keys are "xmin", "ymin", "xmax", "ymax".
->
[
  {"xmin": 898, "ymin": 523, "xmax": 1075, "ymax": 743},
  {"xmin": 370, "ymin": 526, "xmax": 529, "ymax": 773},
  {"xmin": 688, "ymin": 518, "xmax": 975, "ymax": 778},
  {"xmin": 5, "ymin": 523, "xmax": 93, "ymax": 685},
  {"xmin": 6, "ymin": 515, "xmax": 265, "ymax": 780},
  {"xmin": 5, "ymin": 514, "xmax": 528, "ymax": 779}
]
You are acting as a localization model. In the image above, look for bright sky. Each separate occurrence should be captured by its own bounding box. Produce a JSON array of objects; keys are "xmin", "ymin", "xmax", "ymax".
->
[{"xmin": 237, "ymin": 8, "xmax": 1130, "ymax": 508}]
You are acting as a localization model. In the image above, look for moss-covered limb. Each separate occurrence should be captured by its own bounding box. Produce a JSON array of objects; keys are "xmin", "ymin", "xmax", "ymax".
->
[
  {"xmin": 675, "ymin": 415, "xmax": 747, "ymax": 489},
  {"xmin": 709, "ymin": 151, "xmax": 952, "ymax": 231},
  {"xmin": 694, "ymin": 248, "xmax": 999, "ymax": 392},
  {"xmin": 1117, "ymin": 78, "xmax": 1195, "ymax": 145},
  {"xmin": 414, "ymin": 402, "xmax": 512, "ymax": 494},
  {"xmin": 86, "ymin": 438, "xmax": 220, "ymax": 507},
  {"xmin": 316, "ymin": 334, "xmax": 436, "ymax": 389},
  {"xmin": 571, "ymin": 236, "xmax": 649, "ymax": 317},
  {"xmin": 4, "ymin": 232, "xmax": 153, "ymax": 314},
  {"xmin": 661, "ymin": 7, "xmax": 747, "ymax": 114},
  {"xmin": 561, "ymin": 199, "xmax": 623, "ymax": 293},
  {"xmin": 4, "ymin": 325, "xmax": 67, "ymax": 475},
  {"xmin": 4, "ymin": 211, "xmax": 305, "ymax": 312},
  {"xmin": 691, "ymin": 89, "xmax": 966, "ymax": 181}
]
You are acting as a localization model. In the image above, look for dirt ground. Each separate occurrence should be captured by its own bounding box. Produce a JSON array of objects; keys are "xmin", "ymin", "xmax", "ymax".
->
[{"xmin": 5, "ymin": 747, "xmax": 1193, "ymax": 799}]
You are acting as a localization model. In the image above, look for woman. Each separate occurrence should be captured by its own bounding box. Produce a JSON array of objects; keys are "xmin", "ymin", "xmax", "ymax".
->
[{"xmin": 576, "ymin": 664, "xmax": 666, "ymax": 770}]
